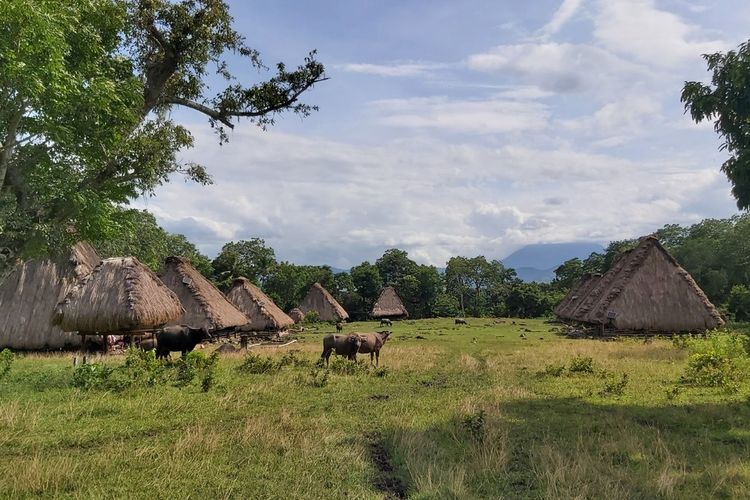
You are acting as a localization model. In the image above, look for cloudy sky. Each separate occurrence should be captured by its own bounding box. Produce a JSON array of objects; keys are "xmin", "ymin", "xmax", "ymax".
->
[{"xmin": 135, "ymin": 0, "xmax": 749, "ymax": 268}]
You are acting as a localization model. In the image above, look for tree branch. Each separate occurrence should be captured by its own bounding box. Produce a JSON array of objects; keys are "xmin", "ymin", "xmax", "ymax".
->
[{"xmin": 161, "ymin": 96, "xmax": 235, "ymax": 128}]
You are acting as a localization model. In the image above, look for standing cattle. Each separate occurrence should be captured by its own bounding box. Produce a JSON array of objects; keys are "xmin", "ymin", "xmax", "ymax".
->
[
  {"xmin": 320, "ymin": 334, "xmax": 362, "ymax": 366},
  {"xmin": 379, "ymin": 318, "xmax": 393, "ymax": 327},
  {"xmin": 155, "ymin": 325, "xmax": 211, "ymax": 359},
  {"xmin": 336, "ymin": 322, "xmax": 344, "ymax": 333},
  {"xmin": 355, "ymin": 331, "xmax": 391, "ymax": 367}
]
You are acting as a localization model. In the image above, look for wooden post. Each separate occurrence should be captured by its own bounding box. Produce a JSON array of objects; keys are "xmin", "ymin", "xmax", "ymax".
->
[
  {"xmin": 80, "ymin": 333, "xmax": 87, "ymax": 364},
  {"xmin": 240, "ymin": 334, "xmax": 248, "ymax": 350}
]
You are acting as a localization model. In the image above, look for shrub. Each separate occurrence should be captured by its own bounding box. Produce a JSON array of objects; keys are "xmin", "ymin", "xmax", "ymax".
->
[
  {"xmin": 278, "ymin": 351, "xmax": 312, "ymax": 368},
  {"xmin": 540, "ymin": 362, "xmax": 566, "ymax": 377},
  {"xmin": 237, "ymin": 352, "xmax": 280, "ymax": 374},
  {"xmin": 0, "ymin": 348, "xmax": 14, "ymax": 379},
  {"xmin": 599, "ymin": 373, "xmax": 628, "ymax": 397},
  {"xmin": 568, "ymin": 355, "xmax": 595, "ymax": 374},
  {"xmin": 462, "ymin": 409, "xmax": 486, "ymax": 442},
  {"xmin": 72, "ymin": 362, "xmax": 113, "ymax": 390},
  {"xmin": 327, "ymin": 357, "xmax": 367, "ymax": 375},
  {"xmin": 679, "ymin": 333, "xmax": 748, "ymax": 391},
  {"xmin": 302, "ymin": 310, "xmax": 320, "ymax": 324}
]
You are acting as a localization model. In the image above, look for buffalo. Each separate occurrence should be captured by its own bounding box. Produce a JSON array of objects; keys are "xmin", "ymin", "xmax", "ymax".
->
[
  {"xmin": 379, "ymin": 318, "xmax": 393, "ymax": 327},
  {"xmin": 154, "ymin": 325, "xmax": 211, "ymax": 359},
  {"xmin": 455, "ymin": 318, "xmax": 467, "ymax": 325},
  {"xmin": 355, "ymin": 331, "xmax": 391, "ymax": 367},
  {"xmin": 320, "ymin": 334, "xmax": 362, "ymax": 366}
]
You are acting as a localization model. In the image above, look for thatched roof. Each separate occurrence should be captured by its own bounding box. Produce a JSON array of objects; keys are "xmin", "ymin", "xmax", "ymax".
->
[
  {"xmin": 554, "ymin": 273, "xmax": 600, "ymax": 320},
  {"xmin": 563, "ymin": 237, "xmax": 723, "ymax": 332},
  {"xmin": 159, "ymin": 257, "xmax": 249, "ymax": 331},
  {"xmin": 0, "ymin": 242, "xmax": 101, "ymax": 349},
  {"xmin": 288, "ymin": 308, "xmax": 305, "ymax": 324},
  {"xmin": 226, "ymin": 278, "xmax": 294, "ymax": 331},
  {"xmin": 299, "ymin": 282, "xmax": 349, "ymax": 322},
  {"xmin": 371, "ymin": 286, "xmax": 409, "ymax": 319},
  {"xmin": 55, "ymin": 257, "xmax": 184, "ymax": 334}
]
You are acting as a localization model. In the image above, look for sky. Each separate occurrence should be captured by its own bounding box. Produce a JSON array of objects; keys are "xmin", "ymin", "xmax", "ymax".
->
[{"xmin": 135, "ymin": 0, "xmax": 750, "ymax": 268}]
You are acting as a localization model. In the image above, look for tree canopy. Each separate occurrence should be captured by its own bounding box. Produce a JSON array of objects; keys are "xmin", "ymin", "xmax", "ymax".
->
[{"xmin": 0, "ymin": 0, "xmax": 326, "ymax": 267}]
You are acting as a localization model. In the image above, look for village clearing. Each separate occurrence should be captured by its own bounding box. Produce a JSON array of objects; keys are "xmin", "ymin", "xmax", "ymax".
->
[{"xmin": 1, "ymin": 318, "xmax": 749, "ymax": 499}]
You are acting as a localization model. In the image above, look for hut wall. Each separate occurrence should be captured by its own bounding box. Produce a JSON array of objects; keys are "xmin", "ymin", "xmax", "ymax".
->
[
  {"xmin": 607, "ymin": 249, "xmax": 723, "ymax": 332},
  {"xmin": 561, "ymin": 275, "xmax": 603, "ymax": 320},
  {"xmin": 555, "ymin": 275, "xmax": 595, "ymax": 319},
  {"xmin": 299, "ymin": 285, "xmax": 348, "ymax": 322}
]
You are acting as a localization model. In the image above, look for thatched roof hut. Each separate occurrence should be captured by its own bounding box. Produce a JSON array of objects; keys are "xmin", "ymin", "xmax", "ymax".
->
[
  {"xmin": 55, "ymin": 257, "xmax": 184, "ymax": 334},
  {"xmin": 288, "ymin": 308, "xmax": 305, "ymax": 324},
  {"xmin": 226, "ymin": 278, "xmax": 294, "ymax": 331},
  {"xmin": 371, "ymin": 286, "xmax": 409, "ymax": 319},
  {"xmin": 554, "ymin": 273, "xmax": 601, "ymax": 320},
  {"xmin": 558, "ymin": 237, "xmax": 723, "ymax": 332},
  {"xmin": 159, "ymin": 257, "xmax": 249, "ymax": 331},
  {"xmin": 0, "ymin": 242, "xmax": 101, "ymax": 349},
  {"xmin": 299, "ymin": 282, "xmax": 349, "ymax": 322}
]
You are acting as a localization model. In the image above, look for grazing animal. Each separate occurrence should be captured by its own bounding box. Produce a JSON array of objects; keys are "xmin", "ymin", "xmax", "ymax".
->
[
  {"xmin": 379, "ymin": 318, "xmax": 393, "ymax": 327},
  {"xmin": 215, "ymin": 343, "xmax": 239, "ymax": 354},
  {"xmin": 320, "ymin": 334, "xmax": 362, "ymax": 366},
  {"xmin": 455, "ymin": 318, "xmax": 467, "ymax": 325},
  {"xmin": 355, "ymin": 331, "xmax": 392, "ymax": 367},
  {"xmin": 336, "ymin": 322, "xmax": 344, "ymax": 333},
  {"xmin": 155, "ymin": 325, "xmax": 211, "ymax": 359}
]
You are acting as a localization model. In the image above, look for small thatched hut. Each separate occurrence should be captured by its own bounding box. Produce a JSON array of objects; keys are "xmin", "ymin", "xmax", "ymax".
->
[
  {"xmin": 55, "ymin": 257, "xmax": 183, "ymax": 334},
  {"xmin": 226, "ymin": 277, "xmax": 294, "ymax": 331},
  {"xmin": 159, "ymin": 257, "xmax": 249, "ymax": 332},
  {"xmin": 299, "ymin": 282, "xmax": 349, "ymax": 322},
  {"xmin": 0, "ymin": 242, "xmax": 101, "ymax": 349},
  {"xmin": 556, "ymin": 237, "xmax": 723, "ymax": 332},
  {"xmin": 288, "ymin": 308, "xmax": 305, "ymax": 324},
  {"xmin": 371, "ymin": 286, "xmax": 409, "ymax": 319}
]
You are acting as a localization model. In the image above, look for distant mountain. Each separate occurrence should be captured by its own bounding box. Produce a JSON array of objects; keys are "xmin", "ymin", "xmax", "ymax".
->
[{"xmin": 502, "ymin": 242, "xmax": 605, "ymax": 283}]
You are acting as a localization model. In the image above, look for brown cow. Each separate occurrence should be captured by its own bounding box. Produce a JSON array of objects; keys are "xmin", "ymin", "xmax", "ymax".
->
[
  {"xmin": 320, "ymin": 334, "xmax": 362, "ymax": 366},
  {"xmin": 354, "ymin": 331, "xmax": 391, "ymax": 367}
]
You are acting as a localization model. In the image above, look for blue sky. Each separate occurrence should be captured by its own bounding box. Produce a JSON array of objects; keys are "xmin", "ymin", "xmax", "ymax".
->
[{"xmin": 136, "ymin": 0, "xmax": 749, "ymax": 268}]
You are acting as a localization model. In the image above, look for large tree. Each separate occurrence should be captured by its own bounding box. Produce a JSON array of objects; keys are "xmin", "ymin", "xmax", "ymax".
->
[
  {"xmin": 212, "ymin": 238, "xmax": 277, "ymax": 290},
  {"xmin": 682, "ymin": 40, "xmax": 750, "ymax": 209},
  {"xmin": 0, "ymin": 0, "xmax": 325, "ymax": 264}
]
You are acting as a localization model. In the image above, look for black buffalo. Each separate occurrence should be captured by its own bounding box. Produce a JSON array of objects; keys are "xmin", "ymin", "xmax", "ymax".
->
[{"xmin": 155, "ymin": 325, "xmax": 211, "ymax": 359}]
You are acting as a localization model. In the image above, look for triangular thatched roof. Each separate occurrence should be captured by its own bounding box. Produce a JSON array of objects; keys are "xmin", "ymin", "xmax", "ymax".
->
[
  {"xmin": 0, "ymin": 242, "xmax": 101, "ymax": 349},
  {"xmin": 563, "ymin": 237, "xmax": 723, "ymax": 332},
  {"xmin": 554, "ymin": 273, "xmax": 600, "ymax": 320},
  {"xmin": 226, "ymin": 277, "xmax": 294, "ymax": 331},
  {"xmin": 55, "ymin": 257, "xmax": 184, "ymax": 334},
  {"xmin": 288, "ymin": 308, "xmax": 305, "ymax": 324},
  {"xmin": 371, "ymin": 286, "xmax": 409, "ymax": 319},
  {"xmin": 159, "ymin": 257, "xmax": 249, "ymax": 331},
  {"xmin": 299, "ymin": 282, "xmax": 349, "ymax": 322}
]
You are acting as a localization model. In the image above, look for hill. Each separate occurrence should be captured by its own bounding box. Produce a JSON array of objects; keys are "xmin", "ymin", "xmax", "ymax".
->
[{"xmin": 502, "ymin": 242, "xmax": 604, "ymax": 282}]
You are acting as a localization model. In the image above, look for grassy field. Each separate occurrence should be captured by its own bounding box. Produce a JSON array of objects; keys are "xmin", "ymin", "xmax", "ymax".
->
[{"xmin": 1, "ymin": 318, "xmax": 749, "ymax": 499}]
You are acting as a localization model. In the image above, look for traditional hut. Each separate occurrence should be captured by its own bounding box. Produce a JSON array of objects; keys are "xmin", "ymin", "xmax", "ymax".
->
[
  {"xmin": 558, "ymin": 237, "xmax": 723, "ymax": 332},
  {"xmin": 0, "ymin": 242, "xmax": 101, "ymax": 349},
  {"xmin": 299, "ymin": 282, "xmax": 349, "ymax": 322},
  {"xmin": 371, "ymin": 286, "xmax": 409, "ymax": 319},
  {"xmin": 159, "ymin": 257, "xmax": 249, "ymax": 332},
  {"xmin": 54, "ymin": 257, "xmax": 183, "ymax": 335},
  {"xmin": 226, "ymin": 277, "xmax": 294, "ymax": 331},
  {"xmin": 554, "ymin": 273, "xmax": 601, "ymax": 320},
  {"xmin": 288, "ymin": 308, "xmax": 305, "ymax": 324}
]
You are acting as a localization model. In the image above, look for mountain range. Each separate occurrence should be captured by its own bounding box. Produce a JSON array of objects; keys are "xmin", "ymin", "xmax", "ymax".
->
[{"xmin": 501, "ymin": 242, "xmax": 605, "ymax": 282}]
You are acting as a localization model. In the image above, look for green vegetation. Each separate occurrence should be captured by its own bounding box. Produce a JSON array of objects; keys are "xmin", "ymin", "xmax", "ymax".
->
[{"xmin": 1, "ymin": 319, "xmax": 749, "ymax": 498}]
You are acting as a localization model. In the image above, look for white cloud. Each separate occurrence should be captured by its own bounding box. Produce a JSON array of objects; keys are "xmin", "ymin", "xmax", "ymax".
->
[
  {"xmin": 338, "ymin": 62, "xmax": 448, "ymax": 77},
  {"xmin": 539, "ymin": 0, "xmax": 586, "ymax": 37}
]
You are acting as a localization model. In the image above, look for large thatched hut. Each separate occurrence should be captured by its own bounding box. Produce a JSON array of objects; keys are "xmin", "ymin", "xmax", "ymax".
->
[
  {"xmin": 159, "ymin": 257, "xmax": 249, "ymax": 332},
  {"xmin": 226, "ymin": 277, "xmax": 294, "ymax": 331},
  {"xmin": 556, "ymin": 237, "xmax": 723, "ymax": 332},
  {"xmin": 0, "ymin": 242, "xmax": 101, "ymax": 349},
  {"xmin": 554, "ymin": 273, "xmax": 601, "ymax": 320},
  {"xmin": 55, "ymin": 257, "xmax": 183, "ymax": 334},
  {"xmin": 299, "ymin": 282, "xmax": 349, "ymax": 322},
  {"xmin": 371, "ymin": 286, "xmax": 409, "ymax": 319}
]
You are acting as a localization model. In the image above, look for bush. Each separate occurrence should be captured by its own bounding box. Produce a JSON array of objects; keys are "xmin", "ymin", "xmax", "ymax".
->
[
  {"xmin": 462, "ymin": 409, "xmax": 486, "ymax": 442},
  {"xmin": 237, "ymin": 352, "xmax": 280, "ymax": 374},
  {"xmin": 599, "ymin": 373, "xmax": 628, "ymax": 397},
  {"xmin": 299, "ymin": 367, "xmax": 330, "ymax": 387},
  {"xmin": 679, "ymin": 334, "xmax": 748, "ymax": 391},
  {"xmin": 302, "ymin": 310, "xmax": 320, "ymax": 324},
  {"xmin": 72, "ymin": 362, "xmax": 113, "ymax": 390},
  {"xmin": 568, "ymin": 355, "xmax": 595, "ymax": 374},
  {"xmin": 0, "ymin": 348, "xmax": 14, "ymax": 379},
  {"xmin": 327, "ymin": 357, "xmax": 368, "ymax": 375},
  {"xmin": 540, "ymin": 362, "xmax": 566, "ymax": 377},
  {"xmin": 278, "ymin": 351, "xmax": 312, "ymax": 368}
]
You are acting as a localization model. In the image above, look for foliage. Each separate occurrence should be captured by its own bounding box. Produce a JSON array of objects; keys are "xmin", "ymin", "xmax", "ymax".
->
[
  {"xmin": 264, "ymin": 262, "xmax": 335, "ymax": 312},
  {"xmin": 0, "ymin": 349, "xmax": 14, "ymax": 380},
  {"xmin": 679, "ymin": 334, "xmax": 749, "ymax": 391},
  {"xmin": 682, "ymin": 40, "xmax": 750, "ymax": 209},
  {"xmin": 462, "ymin": 409, "xmax": 486, "ymax": 442},
  {"xmin": 568, "ymin": 355, "xmax": 595, "ymax": 374},
  {"xmin": 72, "ymin": 362, "xmax": 114, "ymax": 391},
  {"xmin": 302, "ymin": 311, "xmax": 321, "ymax": 324},
  {"xmin": 236, "ymin": 352, "xmax": 281, "ymax": 374},
  {"xmin": 212, "ymin": 238, "xmax": 277, "ymax": 290},
  {"xmin": 727, "ymin": 285, "xmax": 750, "ymax": 321},
  {"xmin": 599, "ymin": 373, "xmax": 628, "ymax": 397},
  {"xmin": 540, "ymin": 362, "xmax": 566, "ymax": 377}
]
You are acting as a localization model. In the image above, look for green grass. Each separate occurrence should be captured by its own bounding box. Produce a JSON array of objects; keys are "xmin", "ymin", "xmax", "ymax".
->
[{"xmin": 1, "ymin": 318, "xmax": 749, "ymax": 498}]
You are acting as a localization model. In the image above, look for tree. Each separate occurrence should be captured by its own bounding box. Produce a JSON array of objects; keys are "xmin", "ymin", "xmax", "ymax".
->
[
  {"xmin": 350, "ymin": 262, "xmax": 383, "ymax": 313},
  {"xmin": 376, "ymin": 249, "xmax": 418, "ymax": 285},
  {"xmin": 553, "ymin": 258, "xmax": 584, "ymax": 290},
  {"xmin": 212, "ymin": 239, "xmax": 277, "ymax": 290},
  {"xmin": 445, "ymin": 256, "xmax": 471, "ymax": 316},
  {"xmin": 682, "ymin": 40, "xmax": 750, "ymax": 209},
  {"xmin": 1, "ymin": 0, "xmax": 326, "ymax": 265}
]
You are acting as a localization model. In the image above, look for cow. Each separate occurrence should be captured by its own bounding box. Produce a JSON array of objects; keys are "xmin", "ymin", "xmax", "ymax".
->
[
  {"xmin": 336, "ymin": 321, "xmax": 344, "ymax": 333},
  {"xmin": 355, "ymin": 331, "xmax": 391, "ymax": 367},
  {"xmin": 154, "ymin": 325, "xmax": 211, "ymax": 359},
  {"xmin": 320, "ymin": 334, "xmax": 362, "ymax": 366},
  {"xmin": 455, "ymin": 318, "xmax": 467, "ymax": 325},
  {"xmin": 379, "ymin": 318, "xmax": 393, "ymax": 327}
]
